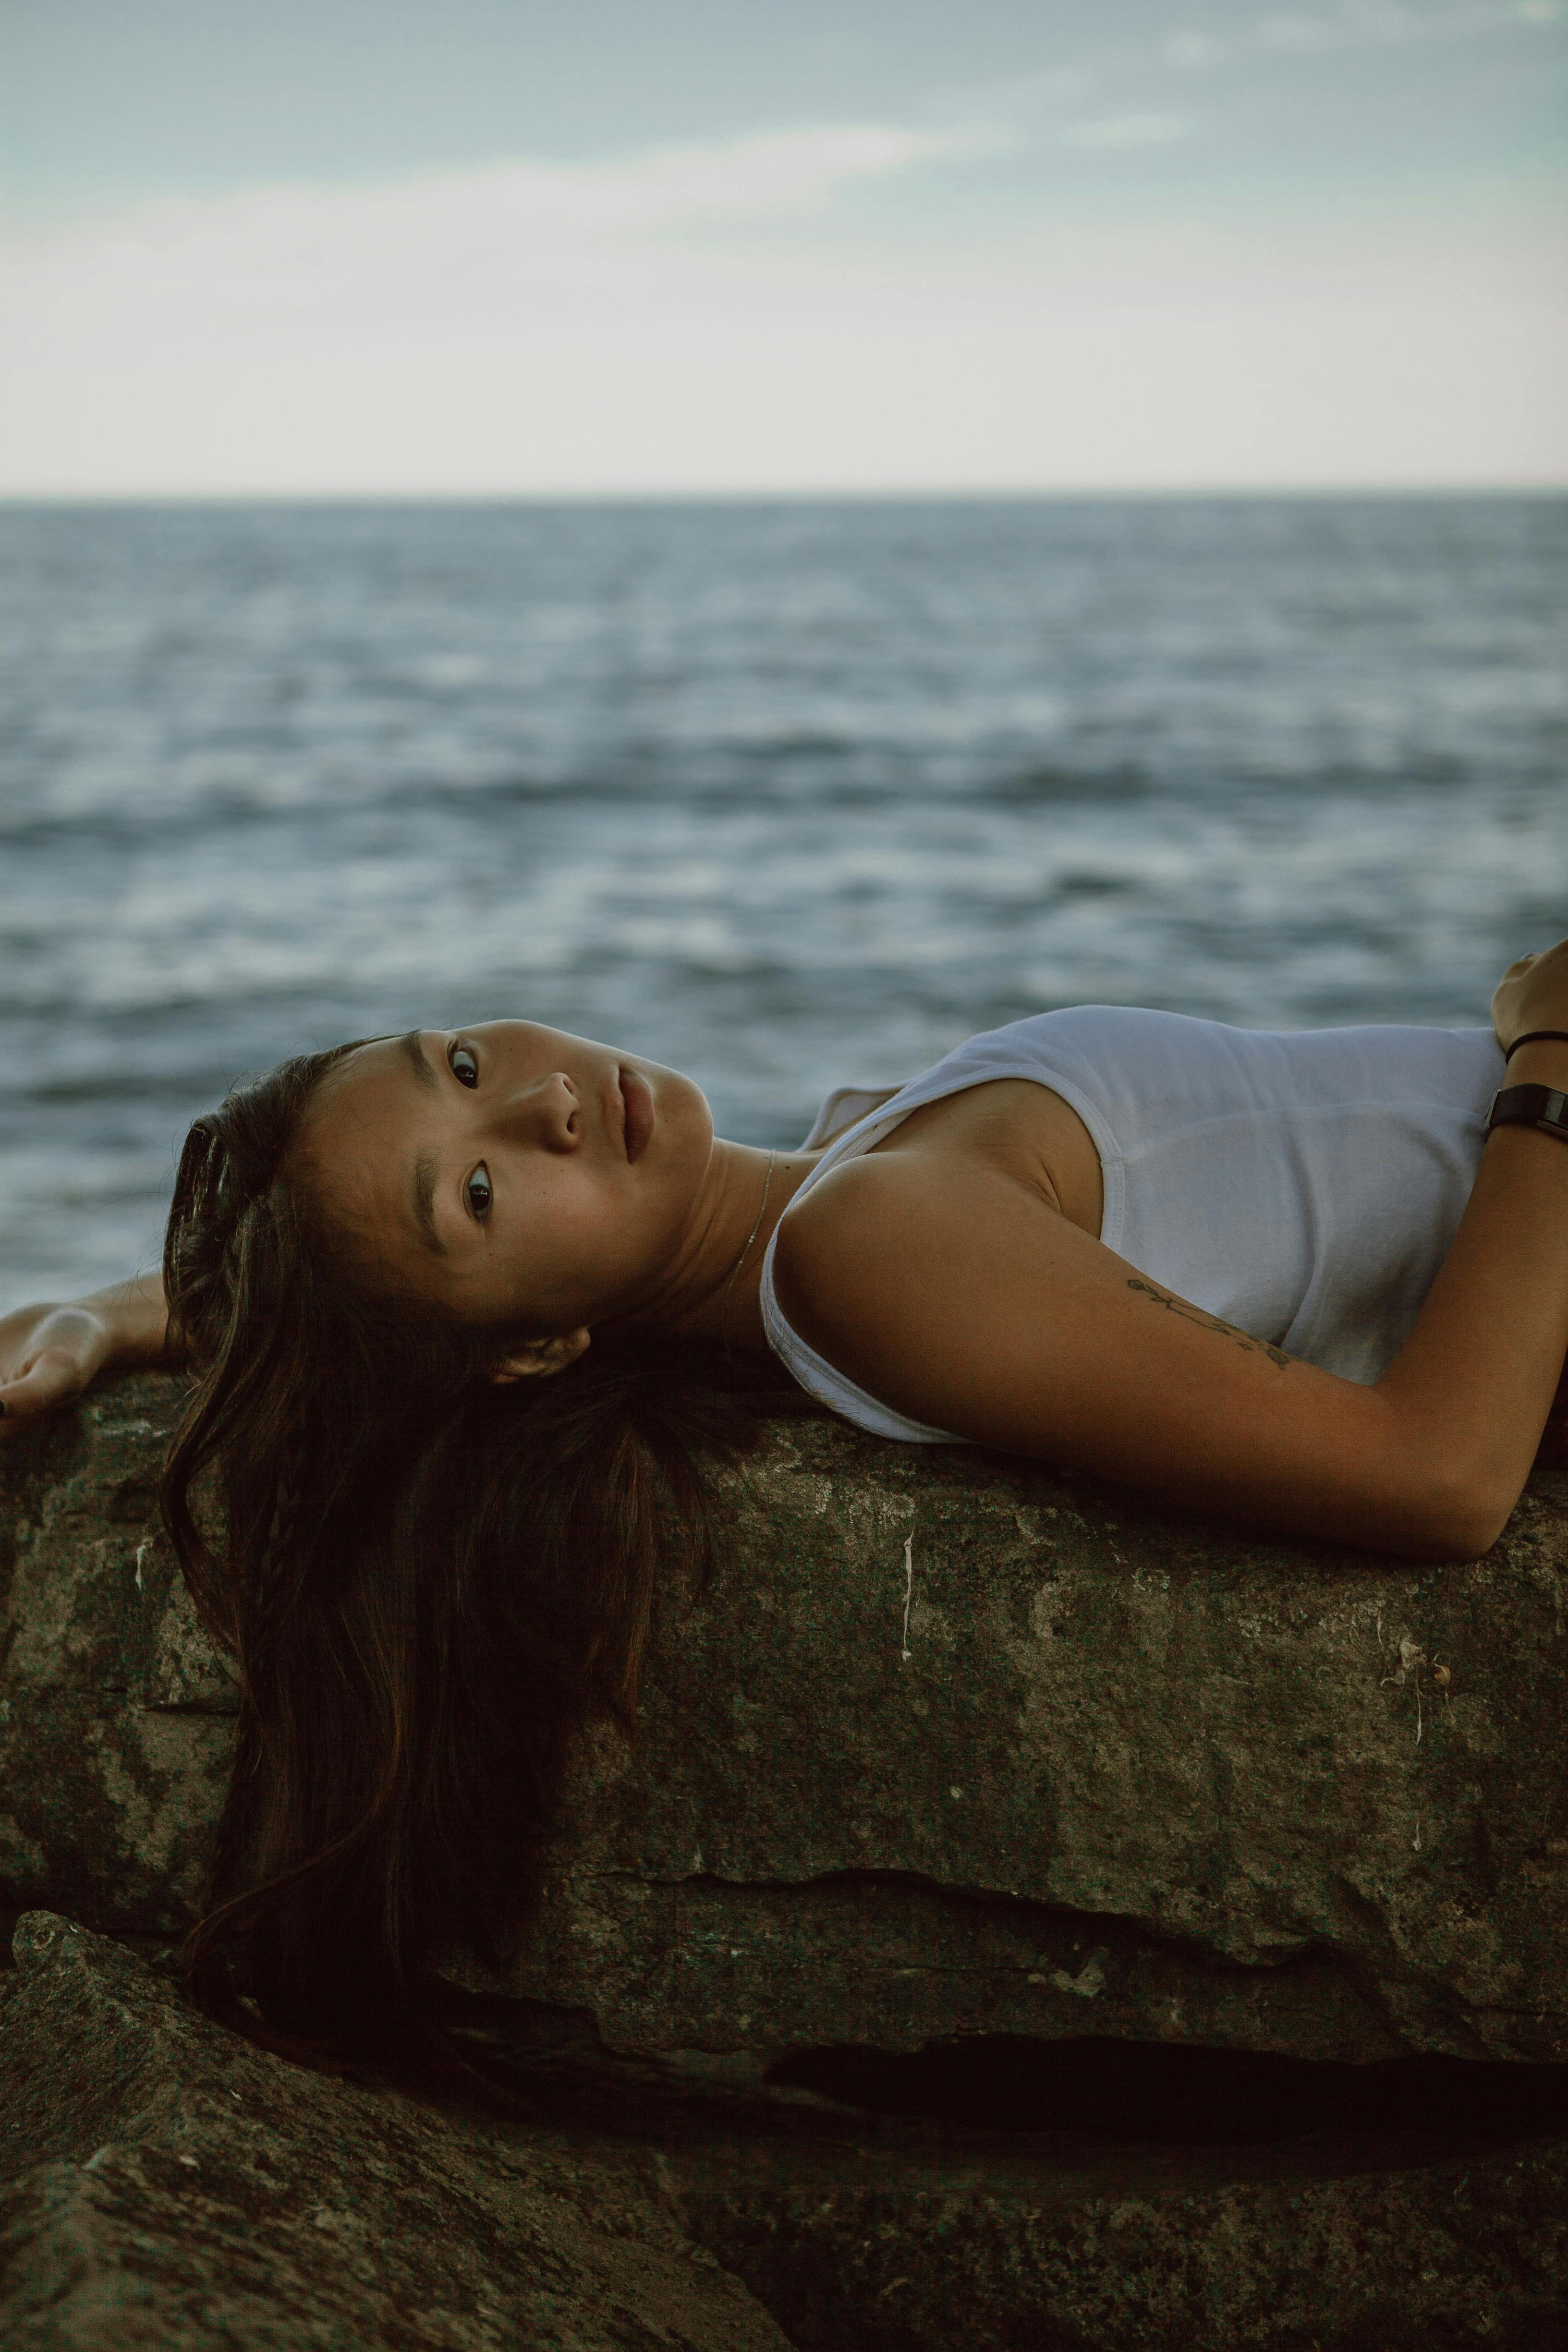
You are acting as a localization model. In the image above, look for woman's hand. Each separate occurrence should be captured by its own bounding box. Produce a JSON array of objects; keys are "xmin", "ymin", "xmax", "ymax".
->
[
  {"xmin": 0, "ymin": 1298, "xmax": 116, "ymax": 1434},
  {"xmin": 0, "ymin": 1273, "xmax": 172, "ymax": 1438},
  {"xmin": 1492, "ymin": 937, "xmax": 1568, "ymax": 1058}
]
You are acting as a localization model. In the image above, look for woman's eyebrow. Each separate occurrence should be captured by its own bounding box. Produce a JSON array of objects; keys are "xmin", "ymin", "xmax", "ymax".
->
[
  {"xmin": 397, "ymin": 1032, "xmax": 445, "ymax": 1249},
  {"xmin": 399, "ymin": 1030, "xmax": 439, "ymax": 1091},
  {"xmin": 410, "ymin": 1151, "xmax": 444, "ymax": 1254}
]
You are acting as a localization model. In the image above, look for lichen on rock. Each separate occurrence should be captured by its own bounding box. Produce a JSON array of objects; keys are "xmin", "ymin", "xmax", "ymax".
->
[
  {"xmin": 4, "ymin": 1372, "xmax": 1568, "ymax": 2072},
  {"xmin": 5, "ymin": 1373, "xmax": 1568, "ymax": 2345},
  {"xmin": 0, "ymin": 1912, "xmax": 788, "ymax": 2350}
]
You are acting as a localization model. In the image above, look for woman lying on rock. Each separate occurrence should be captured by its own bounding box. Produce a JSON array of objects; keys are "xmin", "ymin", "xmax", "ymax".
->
[{"xmin": 2, "ymin": 941, "xmax": 1567, "ymax": 2065}]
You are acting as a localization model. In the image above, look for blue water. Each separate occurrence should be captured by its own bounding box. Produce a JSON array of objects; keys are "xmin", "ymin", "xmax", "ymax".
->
[{"xmin": 1, "ymin": 495, "xmax": 1564, "ymax": 1313}]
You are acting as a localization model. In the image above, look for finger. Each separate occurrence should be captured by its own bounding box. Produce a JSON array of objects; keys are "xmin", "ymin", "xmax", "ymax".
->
[{"xmin": 0, "ymin": 1353, "xmax": 85, "ymax": 1431}]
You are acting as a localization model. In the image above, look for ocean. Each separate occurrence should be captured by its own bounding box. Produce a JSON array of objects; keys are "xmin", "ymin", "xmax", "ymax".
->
[{"xmin": 1, "ymin": 494, "xmax": 1564, "ymax": 1315}]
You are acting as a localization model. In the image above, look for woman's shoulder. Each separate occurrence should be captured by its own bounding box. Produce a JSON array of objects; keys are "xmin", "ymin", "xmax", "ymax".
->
[
  {"xmin": 774, "ymin": 1147, "xmax": 917, "ymax": 1310},
  {"xmin": 775, "ymin": 1145, "xmax": 912, "ymax": 1266},
  {"xmin": 771, "ymin": 1131, "xmax": 1032, "ymax": 1366}
]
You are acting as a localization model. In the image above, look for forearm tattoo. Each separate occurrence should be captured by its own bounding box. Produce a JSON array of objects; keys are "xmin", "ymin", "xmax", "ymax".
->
[{"xmin": 1127, "ymin": 1277, "xmax": 1293, "ymax": 1369}]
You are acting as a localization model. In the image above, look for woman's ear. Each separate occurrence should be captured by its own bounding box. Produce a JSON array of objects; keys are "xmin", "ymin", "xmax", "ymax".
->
[{"xmin": 490, "ymin": 1328, "xmax": 591, "ymax": 1384}]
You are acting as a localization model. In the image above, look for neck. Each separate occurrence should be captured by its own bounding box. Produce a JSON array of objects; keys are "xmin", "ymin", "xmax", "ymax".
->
[{"xmin": 621, "ymin": 1139, "xmax": 819, "ymax": 1354}]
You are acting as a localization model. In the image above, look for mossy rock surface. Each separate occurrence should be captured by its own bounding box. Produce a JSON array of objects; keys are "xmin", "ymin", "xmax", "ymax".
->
[
  {"xmin": 4, "ymin": 1914, "xmax": 1566, "ymax": 2350},
  {"xmin": 5, "ymin": 1384, "xmax": 1568, "ymax": 2348},
  {"xmin": 0, "ymin": 1912, "xmax": 788, "ymax": 2350},
  {"xmin": 3, "ymin": 1372, "xmax": 1568, "ymax": 2067}
]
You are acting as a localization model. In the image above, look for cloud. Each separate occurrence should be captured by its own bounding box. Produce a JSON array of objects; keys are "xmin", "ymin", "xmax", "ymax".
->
[
  {"xmin": 1247, "ymin": 2, "xmax": 1557, "ymax": 52},
  {"xmin": 1059, "ymin": 114, "xmax": 1193, "ymax": 151},
  {"xmin": 1164, "ymin": 32, "xmax": 1230, "ymax": 71},
  {"xmin": 0, "ymin": 67, "xmax": 1560, "ymax": 494},
  {"xmin": 940, "ymin": 0, "xmax": 1560, "ymax": 130},
  {"xmin": 1251, "ymin": 13, "xmax": 1345, "ymax": 50},
  {"xmin": 4, "ymin": 293, "xmax": 1562, "ymax": 497},
  {"xmin": 0, "ymin": 118, "xmax": 1008, "ymax": 355}
]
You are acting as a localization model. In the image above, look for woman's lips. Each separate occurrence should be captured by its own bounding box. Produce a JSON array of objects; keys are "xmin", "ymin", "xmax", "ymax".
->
[{"xmin": 619, "ymin": 1066, "xmax": 654, "ymax": 1163}]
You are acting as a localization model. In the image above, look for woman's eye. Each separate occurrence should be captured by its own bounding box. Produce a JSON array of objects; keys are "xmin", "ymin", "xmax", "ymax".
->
[
  {"xmin": 449, "ymin": 1042, "xmax": 479, "ymax": 1089},
  {"xmin": 465, "ymin": 1164, "xmax": 492, "ymax": 1222}
]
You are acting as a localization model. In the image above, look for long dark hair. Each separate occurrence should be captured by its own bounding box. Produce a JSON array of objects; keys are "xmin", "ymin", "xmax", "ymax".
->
[{"xmin": 159, "ymin": 1043, "xmax": 765, "ymax": 2069}]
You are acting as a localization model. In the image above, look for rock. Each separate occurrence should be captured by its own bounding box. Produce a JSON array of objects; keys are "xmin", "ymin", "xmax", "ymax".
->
[
  {"xmin": 3, "ymin": 1371, "xmax": 1568, "ymax": 2074},
  {"xmin": 665, "ymin": 2117, "xmax": 1568, "ymax": 2352},
  {"xmin": 520, "ymin": 1416, "xmax": 1568, "ymax": 2073},
  {"xmin": 0, "ymin": 1912, "xmax": 790, "ymax": 2351},
  {"xmin": 0, "ymin": 1377, "xmax": 231, "ymax": 1937},
  {"xmin": 6, "ymin": 1915, "xmax": 1565, "ymax": 2352}
]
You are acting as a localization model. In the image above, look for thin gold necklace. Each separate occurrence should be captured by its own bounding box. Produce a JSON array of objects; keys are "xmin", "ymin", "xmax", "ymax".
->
[{"xmin": 720, "ymin": 1149, "xmax": 777, "ymax": 1361}]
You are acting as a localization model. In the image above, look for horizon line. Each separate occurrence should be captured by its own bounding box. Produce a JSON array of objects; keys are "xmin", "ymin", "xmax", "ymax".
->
[{"xmin": 4, "ymin": 481, "xmax": 1565, "ymax": 508}]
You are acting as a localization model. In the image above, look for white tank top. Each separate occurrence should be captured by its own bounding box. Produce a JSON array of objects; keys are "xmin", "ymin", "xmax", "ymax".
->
[{"xmin": 759, "ymin": 1006, "xmax": 1503, "ymax": 1444}]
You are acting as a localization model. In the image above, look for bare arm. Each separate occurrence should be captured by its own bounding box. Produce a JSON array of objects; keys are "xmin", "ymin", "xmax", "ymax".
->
[
  {"xmin": 0, "ymin": 1271, "xmax": 180, "ymax": 1437},
  {"xmin": 776, "ymin": 947, "xmax": 1568, "ymax": 1560}
]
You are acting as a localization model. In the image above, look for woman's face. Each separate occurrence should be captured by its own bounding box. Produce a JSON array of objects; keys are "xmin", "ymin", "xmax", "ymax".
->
[{"xmin": 299, "ymin": 1021, "xmax": 716, "ymax": 1333}]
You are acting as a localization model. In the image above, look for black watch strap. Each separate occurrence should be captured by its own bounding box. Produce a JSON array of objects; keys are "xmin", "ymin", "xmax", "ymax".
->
[{"xmin": 1487, "ymin": 1083, "xmax": 1568, "ymax": 1141}]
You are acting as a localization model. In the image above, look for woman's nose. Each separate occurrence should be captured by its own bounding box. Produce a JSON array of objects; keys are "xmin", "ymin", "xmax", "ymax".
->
[{"xmin": 492, "ymin": 1072, "xmax": 579, "ymax": 1150}]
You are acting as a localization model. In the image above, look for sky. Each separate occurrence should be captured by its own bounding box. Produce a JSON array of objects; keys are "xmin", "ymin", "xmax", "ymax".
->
[{"xmin": 2, "ymin": 0, "xmax": 1565, "ymax": 495}]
